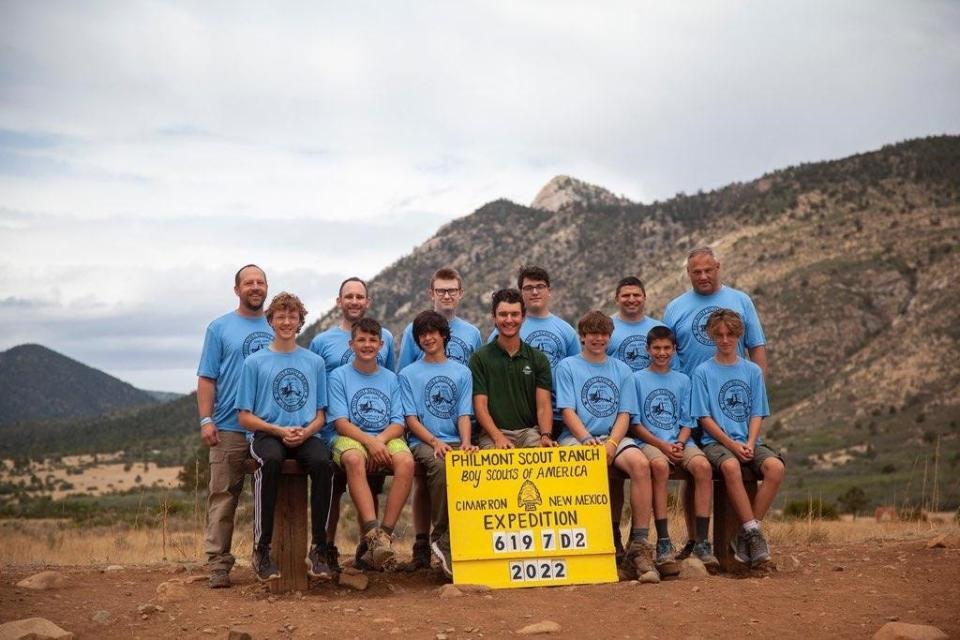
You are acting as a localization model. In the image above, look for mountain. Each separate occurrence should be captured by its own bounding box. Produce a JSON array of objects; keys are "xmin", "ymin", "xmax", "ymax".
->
[
  {"xmin": 0, "ymin": 344, "xmax": 161, "ymax": 425},
  {"xmin": 298, "ymin": 135, "xmax": 960, "ymax": 509},
  {"xmin": 530, "ymin": 175, "xmax": 634, "ymax": 212}
]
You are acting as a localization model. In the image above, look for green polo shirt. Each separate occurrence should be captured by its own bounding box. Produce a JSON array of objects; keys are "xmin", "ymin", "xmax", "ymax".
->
[{"xmin": 468, "ymin": 339, "xmax": 552, "ymax": 431}]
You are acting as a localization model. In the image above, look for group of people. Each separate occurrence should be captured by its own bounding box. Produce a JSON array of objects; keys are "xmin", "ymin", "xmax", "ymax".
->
[{"xmin": 196, "ymin": 246, "xmax": 785, "ymax": 588}]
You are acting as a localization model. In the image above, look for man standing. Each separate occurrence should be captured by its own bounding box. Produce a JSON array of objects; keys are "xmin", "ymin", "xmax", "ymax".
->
[
  {"xmin": 309, "ymin": 277, "xmax": 396, "ymax": 373},
  {"xmin": 470, "ymin": 288, "xmax": 555, "ymax": 449},
  {"xmin": 663, "ymin": 246, "xmax": 768, "ymax": 559},
  {"xmin": 397, "ymin": 267, "xmax": 482, "ymax": 369},
  {"xmin": 607, "ymin": 276, "xmax": 668, "ymax": 372},
  {"xmin": 197, "ymin": 264, "xmax": 273, "ymax": 588}
]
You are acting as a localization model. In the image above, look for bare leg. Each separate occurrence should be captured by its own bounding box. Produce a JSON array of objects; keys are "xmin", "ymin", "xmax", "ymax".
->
[
  {"xmin": 752, "ymin": 458, "xmax": 784, "ymax": 520},
  {"xmin": 382, "ymin": 453, "xmax": 414, "ymax": 529},
  {"xmin": 719, "ymin": 459, "xmax": 754, "ymax": 524},
  {"xmin": 650, "ymin": 458, "xmax": 670, "ymax": 520},
  {"xmin": 688, "ymin": 456, "xmax": 713, "ymax": 519},
  {"xmin": 342, "ymin": 452, "xmax": 376, "ymax": 523},
  {"xmin": 615, "ymin": 450, "xmax": 651, "ymax": 528}
]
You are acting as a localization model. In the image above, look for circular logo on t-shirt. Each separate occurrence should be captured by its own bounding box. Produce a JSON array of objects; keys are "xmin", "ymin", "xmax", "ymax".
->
[
  {"xmin": 339, "ymin": 349, "xmax": 386, "ymax": 367},
  {"xmin": 580, "ymin": 376, "xmax": 619, "ymax": 418},
  {"xmin": 719, "ymin": 379, "xmax": 751, "ymax": 422},
  {"xmin": 692, "ymin": 306, "xmax": 721, "ymax": 346},
  {"xmin": 243, "ymin": 331, "xmax": 273, "ymax": 358},
  {"xmin": 445, "ymin": 336, "xmax": 472, "ymax": 364},
  {"xmin": 644, "ymin": 388, "xmax": 679, "ymax": 430},
  {"xmin": 424, "ymin": 375, "xmax": 458, "ymax": 419},
  {"xmin": 526, "ymin": 330, "xmax": 564, "ymax": 367},
  {"xmin": 272, "ymin": 368, "xmax": 309, "ymax": 412},
  {"xmin": 350, "ymin": 388, "xmax": 390, "ymax": 430},
  {"xmin": 617, "ymin": 335, "xmax": 650, "ymax": 371}
]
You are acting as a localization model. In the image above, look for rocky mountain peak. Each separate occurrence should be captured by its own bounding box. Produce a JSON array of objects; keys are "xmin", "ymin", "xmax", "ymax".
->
[{"xmin": 530, "ymin": 175, "xmax": 634, "ymax": 212}]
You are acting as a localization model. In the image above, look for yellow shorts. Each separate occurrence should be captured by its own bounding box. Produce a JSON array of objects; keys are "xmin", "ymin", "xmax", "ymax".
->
[{"xmin": 331, "ymin": 435, "xmax": 410, "ymax": 466}]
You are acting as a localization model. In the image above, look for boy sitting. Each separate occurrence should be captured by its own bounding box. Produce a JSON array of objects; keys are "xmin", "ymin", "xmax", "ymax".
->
[
  {"xmin": 554, "ymin": 310, "xmax": 657, "ymax": 580},
  {"xmin": 691, "ymin": 309, "xmax": 784, "ymax": 567},
  {"xmin": 328, "ymin": 317, "xmax": 415, "ymax": 570},
  {"xmin": 399, "ymin": 310, "xmax": 477, "ymax": 577},
  {"xmin": 632, "ymin": 326, "xmax": 719, "ymax": 575}
]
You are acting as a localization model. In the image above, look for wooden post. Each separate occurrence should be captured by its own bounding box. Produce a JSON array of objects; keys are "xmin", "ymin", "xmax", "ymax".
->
[
  {"xmin": 270, "ymin": 461, "xmax": 309, "ymax": 594},
  {"xmin": 712, "ymin": 468, "xmax": 758, "ymax": 573}
]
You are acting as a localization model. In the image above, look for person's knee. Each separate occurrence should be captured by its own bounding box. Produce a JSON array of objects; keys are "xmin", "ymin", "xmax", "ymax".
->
[
  {"xmin": 719, "ymin": 458, "xmax": 741, "ymax": 479},
  {"xmin": 341, "ymin": 452, "xmax": 365, "ymax": 472},
  {"xmin": 689, "ymin": 457, "xmax": 712, "ymax": 481},
  {"xmin": 651, "ymin": 458, "xmax": 669, "ymax": 480},
  {"xmin": 761, "ymin": 459, "xmax": 785, "ymax": 483},
  {"xmin": 393, "ymin": 453, "xmax": 415, "ymax": 477}
]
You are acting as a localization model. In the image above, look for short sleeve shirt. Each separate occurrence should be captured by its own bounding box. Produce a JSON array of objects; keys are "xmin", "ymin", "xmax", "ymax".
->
[
  {"xmin": 690, "ymin": 357, "xmax": 769, "ymax": 445},
  {"xmin": 469, "ymin": 340, "xmax": 552, "ymax": 431},
  {"xmin": 397, "ymin": 316, "xmax": 483, "ymax": 370},
  {"xmin": 326, "ymin": 364, "xmax": 403, "ymax": 440},
  {"xmin": 309, "ymin": 326, "xmax": 396, "ymax": 374},
  {"xmin": 236, "ymin": 347, "xmax": 327, "ymax": 437},
  {"xmin": 631, "ymin": 368, "xmax": 694, "ymax": 444},
  {"xmin": 399, "ymin": 359, "xmax": 473, "ymax": 446},
  {"xmin": 555, "ymin": 354, "xmax": 639, "ymax": 440}
]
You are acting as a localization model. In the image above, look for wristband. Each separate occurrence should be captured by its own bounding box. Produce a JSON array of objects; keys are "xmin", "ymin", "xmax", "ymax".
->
[
  {"xmin": 607, "ymin": 439, "xmax": 619, "ymax": 448},
  {"xmin": 540, "ymin": 433, "xmax": 552, "ymax": 438},
  {"xmin": 200, "ymin": 417, "xmax": 213, "ymax": 427}
]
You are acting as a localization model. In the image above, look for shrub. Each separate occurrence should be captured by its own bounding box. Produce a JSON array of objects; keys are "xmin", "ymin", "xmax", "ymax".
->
[{"xmin": 783, "ymin": 498, "xmax": 839, "ymax": 520}]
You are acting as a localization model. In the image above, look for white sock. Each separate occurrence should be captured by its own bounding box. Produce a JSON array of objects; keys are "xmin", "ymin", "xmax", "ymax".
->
[{"xmin": 742, "ymin": 519, "xmax": 760, "ymax": 533}]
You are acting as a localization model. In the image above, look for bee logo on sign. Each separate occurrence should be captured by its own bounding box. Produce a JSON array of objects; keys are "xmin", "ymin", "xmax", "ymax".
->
[{"xmin": 445, "ymin": 447, "xmax": 618, "ymax": 589}]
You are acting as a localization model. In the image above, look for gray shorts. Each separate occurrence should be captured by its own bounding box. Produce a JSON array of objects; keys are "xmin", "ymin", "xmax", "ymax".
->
[
  {"xmin": 557, "ymin": 434, "xmax": 640, "ymax": 461},
  {"xmin": 640, "ymin": 441, "xmax": 706, "ymax": 470},
  {"xmin": 702, "ymin": 442, "xmax": 783, "ymax": 477}
]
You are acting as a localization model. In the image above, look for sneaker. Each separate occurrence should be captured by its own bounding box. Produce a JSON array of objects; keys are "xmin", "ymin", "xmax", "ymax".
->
[
  {"xmin": 325, "ymin": 544, "xmax": 341, "ymax": 574},
  {"xmin": 692, "ymin": 540, "xmax": 720, "ymax": 574},
  {"xmin": 625, "ymin": 538, "xmax": 656, "ymax": 576},
  {"xmin": 430, "ymin": 535, "xmax": 453, "ymax": 578},
  {"xmin": 306, "ymin": 545, "xmax": 331, "ymax": 580},
  {"xmin": 730, "ymin": 531, "xmax": 750, "ymax": 565},
  {"xmin": 402, "ymin": 537, "xmax": 432, "ymax": 573},
  {"xmin": 746, "ymin": 529, "xmax": 771, "ymax": 567},
  {"xmin": 208, "ymin": 569, "xmax": 231, "ymax": 589},
  {"xmin": 251, "ymin": 547, "xmax": 280, "ymax": 582},
  {"xmin": 655, "ymin": 539, "xmax": 680, "ymax": 577},
  {"xmin": 676, "ymin": 539, "xmax": 696, "ymax": 560},
  {"xmin": 360, "ymin": 528, "xmax": 396, "ymax": 571}
]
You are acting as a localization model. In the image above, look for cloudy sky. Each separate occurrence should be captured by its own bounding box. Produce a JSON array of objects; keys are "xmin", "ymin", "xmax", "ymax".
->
[{"xmin": 1, "ymin": 1, "xmax": 958, "ymax": 393}]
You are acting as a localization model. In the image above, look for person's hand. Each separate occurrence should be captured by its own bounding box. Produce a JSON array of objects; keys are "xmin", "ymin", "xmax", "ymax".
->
[
  {"xmin": 432, "ymin": 440, "xmax": 453, "ymax": 459},
  {"xmin": 583, "ymin": 436, "xmax": 603, "ymax": 446},
  {"xmin": 539, "ymin": 435, "xmax": 558, "ymax": 448},
  {"xmin": 459, "ymin": 441, "xmax": 479, "ymax": 452},
  {"xmin": 282, "ymin": 427, "xmax": 307, "ymax": 448},
  {"xmin": 666, "ymin": 442, "xmax": 685, "ymax": 464},
  {"xmin": 201, "ymin": 422, "xmax": 220, "ymax": 447},
  {"xmin": 492, "ymin": 433, "xmax": 514, "ymax": 450},
  {"xmin": 366, "ymin": 438, "xmax": 392, "ymax": 470},
  {"xmin": 603, "ymin": 439, "xmax": 618, "ymax": 465},
  {"xmin": 734, "ymin": 443, "xmax": 753, "ymax": 463}
]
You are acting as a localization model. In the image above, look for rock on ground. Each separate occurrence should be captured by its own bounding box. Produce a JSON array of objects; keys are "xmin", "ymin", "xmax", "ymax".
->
[
  {"xmin": 0, "ymin": 617, "xmax": 74, "ymax": 640},
  {"xmin": 456, "ymin": 584, "xmax": 492, "ymax": 594},
  {"xmin": 517, "ymin": 620, "xmax": 562, "ymax": 635},
  {"xmin": 90, "ymin": 610, "xmax": 111, "ymax": 625},
  {"xmin": 873, "ymin": 622, "xmax": 948, "ymax": 640},
  {"xmin": 337, "ymin": 570, "xmax": 369, "ymax": 591},
  {"xmin": 638, "ymin": 570, "xmax": 661, "ymax": 584},
  {"xmin": 104, "ymin": 565, "xmax": 124, "ymax": 572},
  {"xmin": 155, "ymin": 580, "xmax": 190, "ymax": 603},
  {"xmin": 15, "ymin": 571, "xmax": 67, "ymax": 591},
  {"xmin": 679, "ymin": 558, "xmax": 708, "ymax": 579},
  {"xmin": 438, "ymin": 584, "xmax": 463, "ymax": 598},
  {"xmin": 227, "ymin": 629, "xmax": 254, "ymax": 640}
]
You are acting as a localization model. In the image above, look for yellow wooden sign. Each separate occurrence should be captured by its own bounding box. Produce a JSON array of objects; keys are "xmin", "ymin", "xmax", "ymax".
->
[{"xmin": 445, "ymin": 446, "xmax": 618, "ymax": 588}]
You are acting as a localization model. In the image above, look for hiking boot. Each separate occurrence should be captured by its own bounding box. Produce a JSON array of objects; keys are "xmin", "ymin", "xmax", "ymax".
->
[
  {"xmin": 306, "ymin": 545, "xmax": 332, "ymax": 581},
  {"xmin": 746, "ymin": 529, "xmax": 771, "ymax": 567},
  {"xmin": 730, "ymin": 531, "xmax": 750, "ymax": 565},
  {"xmin": 251, "ymin": 547, "xmax": 280, "ymax": 582},
  {"xmin": 614, "ymin": 532, "xmax": 625, "ymax": 566},
  {"xmin": 430, "ymin": 535, "xmax": 453, "ymax": 578},
  {"xmin": 208, "ymin": 569, "xmax": 231, "ymax": 589},
  {"xmin": 353, "ymin": 539, "xmax": 373, "ymax": 571},
  {"xmin": 676, "ymin": 539, "xmax": 696, "ymax": 560},
  {"xmin": 402, "ymin": 537, "xmax": 432, "ymax": 572},
  {"xmin": 655, "ymin": 539, "xmax": 680, "ymax": 577},
  {"xmin": 618, "ymin": 552, "xmax": 638, "ymax": 581},
  {"xmin": 692, "ymin": 540, "xmax": 720, "ymax": 574},
  {"xmin": 625, "ymin": 538, "xmax": 656, "ymax": 576},
  {"xmin": 360, "ymin": 528, "xmax": 396, "ymax": 571},
  {"xmin": 325, "ymin": 544, "xmax": 341, "ymax": 574}
]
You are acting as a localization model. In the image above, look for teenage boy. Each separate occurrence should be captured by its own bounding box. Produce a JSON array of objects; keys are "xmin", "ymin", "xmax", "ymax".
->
[
  {"xmin": 632, "ymin": 326, "xmax": 719, "ymax": 575},
  {"xmin": 691, "ymin": 309, "xmax": 784, "ymax": 568},
  {"xmin": 397, "ymin": 267, "xmax": 482, "ymax": 570},
  {"xmin": 237, "ymin": 292, "xmax": 333, "ymax": 582},
  {"xmin": 470, "ymin": 288, "xmax": 554, "ymax": 449},
  {"xmin": 608, "ymin": 276, "xmax": 667, "ymax": 372},
  {"xmin": 555, "ymin": 310, "xmax": 657, "ymax": 580},
  {"xmin": 399, "ymin": 310, "xmax": 476, "ymax": 577},
  {"xmin": 397, "ymin": 267, "xmax": 482, "ymax": 368},
  {"xmin": 309, "ymin": 276, "xmax": 393, "ymax": 570},
  {"xmin": 197, "ymin": 264, "xmax": 272, "ymax": 588},
  {"xmin": 327, "ymin": 317, "xmax": 414, "ymax": 570}
]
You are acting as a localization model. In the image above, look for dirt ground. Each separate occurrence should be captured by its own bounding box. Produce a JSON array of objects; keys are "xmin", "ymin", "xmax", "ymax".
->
[{"xmin": 2, "ymin": 539, "xmax": 958, "ymax": 640}]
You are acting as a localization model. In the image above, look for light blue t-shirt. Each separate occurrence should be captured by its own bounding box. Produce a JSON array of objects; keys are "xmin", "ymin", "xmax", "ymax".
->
[
  {"xmin": 631, "ymin": 368, "xmax": 693, "ymax": 445},
  {"xmin": 555, "ymin": 354, "xmax": 639, "ymax": 440},
  {"xmin": 326, "ymin": 364, "xmax": 403, "ymax": 442},
  {"xmin": 690, "ymin": 357, "xmax": 769, "ymax": 446},
  {"xmin": 397, "ymin": 316, "xmax": 483, "ymax": 370},
  {"xmin": 607, "ymin": 315, "xmax": 666, "ymax": 372},
  {"xmin": 197, "ymin": 312, "xmax": 273, "ymax": 433},
  {"xmin": 309, "ymin": 325, "xmax": 396, "ymax": 373},
  {"xmin": 399, "ymin": 359, "xmax": 474, "ymax": 446},
  {"xmin": 662, "ymin": 285, "xmax": 765, "ymax": 376},
  {"xmin": 488, "ymin": 313, "xmax": 580, "ymax": 369},
  {"xmin": 236, "ymin": 347, "xmax": 327, "ymax": 438}
]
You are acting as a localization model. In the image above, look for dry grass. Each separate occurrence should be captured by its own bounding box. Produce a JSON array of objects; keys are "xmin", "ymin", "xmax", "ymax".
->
[{"xmin": 0, "ymin": 458, "xmax": 179, "ymax": 499}]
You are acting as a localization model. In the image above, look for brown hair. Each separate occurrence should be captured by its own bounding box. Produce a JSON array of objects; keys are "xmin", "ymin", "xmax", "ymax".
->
[
  {"xmin": 577, "ymin": 310, "xmax": 614, "ymax": 337},
  {"xmin": 430, "ymin": 267, "xmax": 463, "ymax": 289},
  {"xmin": 265, "ymin": 292, "xmax": 307, "ymax": 333},
  {"xmin": 705, "ymin": 308, "xmax": 744, "ymax": 339}
]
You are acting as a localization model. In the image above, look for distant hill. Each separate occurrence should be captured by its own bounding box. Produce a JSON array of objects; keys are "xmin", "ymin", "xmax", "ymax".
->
[{"xmin": 0, "ymin": 344, "xmax": 161, "ymax": 425}]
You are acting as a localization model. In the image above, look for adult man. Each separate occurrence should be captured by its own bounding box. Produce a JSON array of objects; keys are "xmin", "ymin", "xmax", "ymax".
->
[
  {"xmin": 197, "ymin": 264, "xmax": 273, "ymax": 588},
  {"xmin": 308, "ymin": 277, "xmax": 395, "ymax": 571},
  {"xmin": 397, "ymin": 267, "xmax": 482, "ymax": 369},
  {"xmin": 608, "ymin": 276, "xmax": 668, "ymax": 372},
  {"xmin": 397, "ymin": 267, "xmax": 481, "ymax": 569},
  {"xmin": 470, "ymin": 288, "xmax": 555, "ymax": 449},
  {"xmin": 663, "ymin": 246, "xmax": 767, "ymax": 559},
  {"xmin": 237, "ymin": 292, "xmax": 333, "ymax": 582}
]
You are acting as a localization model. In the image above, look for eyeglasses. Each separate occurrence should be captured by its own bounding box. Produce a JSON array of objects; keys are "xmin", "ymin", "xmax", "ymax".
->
[
  {"xmin": 433, "ymin": 287, "xmax": 462, "ymax": 297},
  {"xmin": 521, "ymin": 284, "xmax": 549, "ymax": 293}
]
